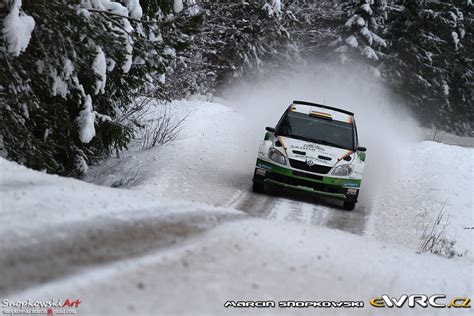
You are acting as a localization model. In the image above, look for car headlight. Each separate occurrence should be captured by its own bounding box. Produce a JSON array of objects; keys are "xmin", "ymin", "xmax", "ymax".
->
[
  {"xmin": 332, "ymin": 164, "xmax": 353, "ymax": 176},
  {"xmin": 268, "ymin": 148, "xmax": 286, "ymax": 165}
]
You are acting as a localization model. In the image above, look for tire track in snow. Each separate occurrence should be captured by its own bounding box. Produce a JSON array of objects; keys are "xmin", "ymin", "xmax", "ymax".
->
[
  {"xmin": 283, "ymin": 199, "xmax": 303, "ymax": 222},
  {"xmin": 231, "ymin": 188, "xmax": 371, "ymax": 236},
  {"xmin": 310, "ymin": 204, "xmax": 331, "ymax": 226},
  {"xmin": 267, "ymin": 199, "xmax": 291, "ymax": 222},
  {"xmin": 325, "ymin": 206, "xmax": 370, "ymax": 236},
  {"xmin": 300, "ymin": 201, "xmax": 316, "ymax": 225},
  {"xmin": 234, "ymin": 191, "xmax": 277, "ymax": 219}
]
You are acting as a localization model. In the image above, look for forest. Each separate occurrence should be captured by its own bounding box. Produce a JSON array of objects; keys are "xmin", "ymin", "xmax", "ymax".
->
[{"xmin": 1, "ymin": 0, "xmax": 472, "ymax": 175}]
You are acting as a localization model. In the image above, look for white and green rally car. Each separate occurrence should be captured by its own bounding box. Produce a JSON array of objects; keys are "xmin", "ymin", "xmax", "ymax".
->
[{"xmin": 252, "ymin": 100, "xmax": 367, "ymax": 210}]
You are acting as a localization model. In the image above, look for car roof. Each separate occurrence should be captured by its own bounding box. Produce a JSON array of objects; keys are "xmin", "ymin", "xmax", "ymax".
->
[{"xmin": 290, "ymin": 101, "xmax": 354, "ymax": 124}]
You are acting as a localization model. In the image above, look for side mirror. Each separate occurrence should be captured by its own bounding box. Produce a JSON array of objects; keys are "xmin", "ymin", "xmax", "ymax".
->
[
  {"xmin": 265, "ymin": 127, "xmax": 276, "ymax": 133},
  {"xmin": 358, "ymin": 146, "xmax": 367, "ymax": 152}
]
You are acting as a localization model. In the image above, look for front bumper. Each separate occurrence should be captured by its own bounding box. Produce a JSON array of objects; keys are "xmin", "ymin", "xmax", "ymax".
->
[{"xmin": 253, "ymin": 158, "xmax": 360, "ymax": 202}]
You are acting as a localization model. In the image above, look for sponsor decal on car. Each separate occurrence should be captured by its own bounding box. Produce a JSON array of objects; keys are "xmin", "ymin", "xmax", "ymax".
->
[
  {"xmin": 342, "ymin": 182, "xmax": 360, "ymax": 188},
  {"xmin": 257, "ymin": 162, "xmax": 273, "ymax": 171},
  {"xmin": 289, "ymin": 144, "xmax": 325, "ymax": 152}
]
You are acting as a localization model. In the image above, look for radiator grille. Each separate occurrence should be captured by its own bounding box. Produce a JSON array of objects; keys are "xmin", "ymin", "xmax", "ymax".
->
[{"xmin": 289, "ymin": 159, "xmax": 332, "ymax": 174}]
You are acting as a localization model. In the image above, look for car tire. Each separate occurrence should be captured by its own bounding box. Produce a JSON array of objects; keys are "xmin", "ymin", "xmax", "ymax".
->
[
  {"xmin": 343, "ymin": 201, "xmax": 356, "ymax": 211},
  {"xmin": 252, "ymin": 181, "xmax": 265, "ymax": 193}
]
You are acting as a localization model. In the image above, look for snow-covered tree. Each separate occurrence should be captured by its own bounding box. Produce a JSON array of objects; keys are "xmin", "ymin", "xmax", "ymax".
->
[
  {"xmin": 284, "ymin": 0, "xmax": 345, "ymax": 61},
  {"xmin": 385, "ymin": 0, "xmax": 472, "ymax": 134},
  {"xmin": 0, "ymin": 0, "xmax": 191, "ymax": 175},
  {"xmin": 333, "ymin": 0, "xmax": 388, "ymax": 74},
  {"xmin": 164, "ymin": 0, "xmax": 295, "ymax": 98}
]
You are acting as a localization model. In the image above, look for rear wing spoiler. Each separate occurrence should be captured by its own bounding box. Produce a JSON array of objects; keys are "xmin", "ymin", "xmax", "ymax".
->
[{"xmin": 293, "ymin": 100, "xmax": 354, "ymax": 116}]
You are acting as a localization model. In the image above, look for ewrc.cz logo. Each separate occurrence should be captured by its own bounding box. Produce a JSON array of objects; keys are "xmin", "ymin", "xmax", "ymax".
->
[{"xmin": 369, "ymin": 295, "xmax": 471, "ymax": 308}]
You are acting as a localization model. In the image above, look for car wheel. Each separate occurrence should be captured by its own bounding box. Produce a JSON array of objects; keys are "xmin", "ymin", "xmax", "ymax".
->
[
  {"xmin": 252, "ymin": 181, "xmax": 265, "ymax": 193},
  {"xmin": 343, "ymin": 201, "xmax": 356, "ymax": 211}
]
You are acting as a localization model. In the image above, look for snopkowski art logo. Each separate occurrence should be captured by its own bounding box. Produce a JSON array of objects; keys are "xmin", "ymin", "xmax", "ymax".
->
[
  {"xmin": 369, "ymin": 294, "xmax": 471, "ymax": 309},
  {"xmin": 2, "ymin": 298, "xmax": 82, "ymax": 315}
]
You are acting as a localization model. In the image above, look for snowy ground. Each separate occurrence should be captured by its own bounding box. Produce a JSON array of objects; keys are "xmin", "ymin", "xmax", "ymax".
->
[
  {"xmin": 86, "ymin": 99, "xmax": 473, "ymax": 259},
  {"xmin": 1, "ymin": 96, "xmax": 472, "ymax": 315}
]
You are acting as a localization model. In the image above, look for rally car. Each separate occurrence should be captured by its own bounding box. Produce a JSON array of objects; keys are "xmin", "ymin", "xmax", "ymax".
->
[{"xmin": 252, "ymin": 100, "xmax": 366, "ymax": 210}]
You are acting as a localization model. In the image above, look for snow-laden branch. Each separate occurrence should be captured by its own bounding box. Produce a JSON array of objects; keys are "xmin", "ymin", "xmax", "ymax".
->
[
  {"xmin": 86, "ymin": 8, "xmax": 157, "ymax": 24},
  {"xmin": 3, "ymin": 0, "xmax": 35, "ymax": 56}
]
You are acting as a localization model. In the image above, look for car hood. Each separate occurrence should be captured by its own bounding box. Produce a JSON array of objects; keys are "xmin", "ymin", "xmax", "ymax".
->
[{"xmin": 279, "ymin": 136, "xmax": 352, "ymax": 168}]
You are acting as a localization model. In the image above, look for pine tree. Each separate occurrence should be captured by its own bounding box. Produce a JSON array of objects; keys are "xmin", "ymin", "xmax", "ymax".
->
[
  {"xmin": 284, "ymin": 0, "xmax": 346, "ymax": 61},
  {"xmin": 0, "ymin": 0, "xmax": 191, "ymax": 175},
  {"xmin": 165, "ymin": 0, "xmax": 296, "ymax": 98},
  {"xmin": 333, "ymin": 0, "xmax": 388, "ymax": 76},
  {"xmin": 385, "ymin": 0, "xmax": 473, "ymax": 134}
]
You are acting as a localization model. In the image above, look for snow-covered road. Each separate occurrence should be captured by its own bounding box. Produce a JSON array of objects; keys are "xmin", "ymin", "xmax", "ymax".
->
[
  {"xmin": 1, "ymin": 75, "xmax": 473, "ymax": 315},
  {"xmin": 85, "ymin": 98, "xmax": 473, "ymax": 255},
  {"xmin": 232, "ymin": 186, "xmax": 371, "ymax": 236},
  {"xmin": 84, "ymin": 99, "xmax": 374, "ymax": 241},
  {"xmin": 1, "ymin": 154, "xmax": 471, "ymax": 315}
]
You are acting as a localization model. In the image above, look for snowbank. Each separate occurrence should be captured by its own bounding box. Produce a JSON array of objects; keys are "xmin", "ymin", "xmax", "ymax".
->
[
  {"xmin": 0, "ymin": 157, "xmax": 239, "ymax": 234},
  {"xmin": 85, "ymin": 99, "xmax": 249, "ymax": 207},
  {"xmin": 0, "ymin": 156, "xmax": 243, "ymax": 296},
  {"xmin": 369, "ymin": 141, "xmax": 474, "ymax": 258}
]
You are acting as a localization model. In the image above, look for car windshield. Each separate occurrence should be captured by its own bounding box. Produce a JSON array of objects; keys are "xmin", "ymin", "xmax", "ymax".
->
[{"xmin": 276, "ymin": 111, "xmax": 354, "ymax": 150}]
